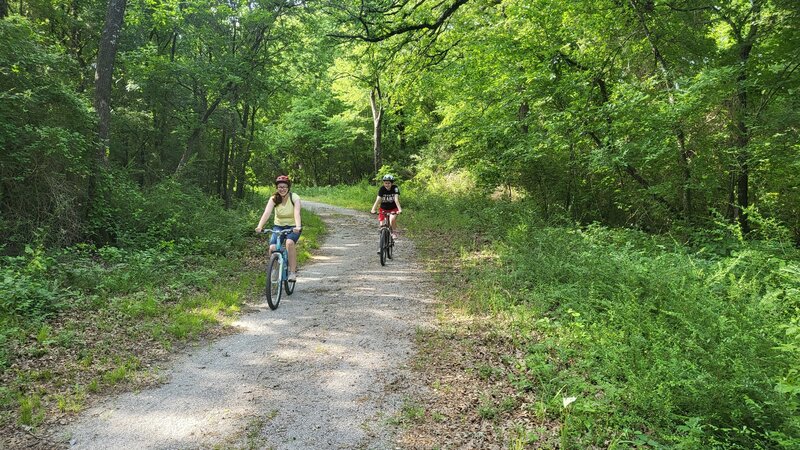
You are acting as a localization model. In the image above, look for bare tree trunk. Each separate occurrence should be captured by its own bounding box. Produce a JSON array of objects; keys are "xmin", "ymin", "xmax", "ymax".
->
[
  {"xmin": 225, "ymin": 125, "xmax": 237, "ymax": 209},
  {"xmin": 94, "ymin": 0, "xmax": 127, "ymax": 163},
  {"xmin": 236, "ymin": 105, "xmax": 257, "ymax": 199},
  {"xmin": 396, "ymin": 108, "xmax": 407, "ymax": 154},
  {"xmin": 728, "ymin": 3, "xmax": 760, "ymax": 236},
  {"xmin": 370, "ymin": 85, "xmax": 383, "ymax": 176},
  {"xmin": 87, "ymin": 0, "xmax": 126, "ymax": 232},
  {"xmin": 223, "ymin": 130, "xmax": 231, "ymax": 206}
]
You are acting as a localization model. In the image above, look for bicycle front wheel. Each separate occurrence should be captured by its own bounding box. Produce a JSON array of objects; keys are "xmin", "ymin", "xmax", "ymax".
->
[
  {"xmin": 379, "ymin": 229, "xmax": 388, "ymax": 266},
  {"xmin": 266, "ymin": 253, "xmax": 283, "ymax": 310}
]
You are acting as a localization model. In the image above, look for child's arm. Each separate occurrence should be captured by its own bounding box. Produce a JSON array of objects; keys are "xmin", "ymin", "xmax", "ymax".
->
[
  {"xmin": 394, "ymin": 194, "xmax": 402, "ymax": 213},
  {"xmin": 370, "ymin": 195, "xmax": 381, "ymax": 214}
]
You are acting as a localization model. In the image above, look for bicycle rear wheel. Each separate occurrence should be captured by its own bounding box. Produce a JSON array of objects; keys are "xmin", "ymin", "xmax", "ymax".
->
[
  {"xmin": 284, "ymin": 279, "xmax": 296, "ymax": 295},
  {"xmin": 379, "ymin": 228, "xmax": 388, "ymax": 266},
  {"xmin": 266, "ymin": 253, "xmax": 283, "ymax": 310},
  {"xmin": 387, "ymin": 233, "xmax": 393, "ymax": 259}
]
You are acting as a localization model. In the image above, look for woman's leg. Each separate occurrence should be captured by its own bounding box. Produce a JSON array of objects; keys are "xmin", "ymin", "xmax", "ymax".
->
[
  {"xmin": 286, "ymin": 239, "xmax": 297, "ymax": 273},
  {"xmin": 389, "ymin": 214, "xmax": 398, "ymax": 235}
]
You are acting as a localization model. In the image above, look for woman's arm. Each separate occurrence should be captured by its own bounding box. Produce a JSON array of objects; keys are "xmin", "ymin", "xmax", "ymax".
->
[
  {"xmin": 255, "ymin": 198, "xmax": 275, "ymax": 232},
  {"xmin": 293, "ymin": 195, "xmax": 302, "ymax": 232}
]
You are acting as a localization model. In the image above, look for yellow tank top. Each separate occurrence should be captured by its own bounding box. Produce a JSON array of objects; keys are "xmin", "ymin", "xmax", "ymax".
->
[{"xmin": 274, "ymin": 193, "xmax": 299, "ymax": 226}]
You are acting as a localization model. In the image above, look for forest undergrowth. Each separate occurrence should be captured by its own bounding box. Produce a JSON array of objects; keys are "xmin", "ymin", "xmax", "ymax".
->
[{"xmin": 304, "ymin": 180, "xmax": 800, "ymax": 449}]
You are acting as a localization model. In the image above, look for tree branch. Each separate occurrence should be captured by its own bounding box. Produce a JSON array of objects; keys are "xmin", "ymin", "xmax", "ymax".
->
[{"xmin": 329, "ymin": 0, "xmax": 470, "ymax": 42}]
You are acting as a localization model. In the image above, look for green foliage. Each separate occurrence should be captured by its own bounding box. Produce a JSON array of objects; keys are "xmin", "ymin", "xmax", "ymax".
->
[
  {"xmin": 407, "ymin": 184, "xmax": 800, "ymax": 448},
  {"xmin": 88, "ymin": 174, "xmax": 248, "ymax": 253},
  {"xmin": 0, "ymin": 16, "xmax": 94, "ymax": 249},
  {"xmin": 501, "ymin": 225, "xmax": 797, "ymax": 447},
  {"xmin": 0, "ymin": 246, "xmax": 62, "ymax": 319},
  {"xmin": 255, "ymin": 89, "xmax": 373, "ymax": 186}
]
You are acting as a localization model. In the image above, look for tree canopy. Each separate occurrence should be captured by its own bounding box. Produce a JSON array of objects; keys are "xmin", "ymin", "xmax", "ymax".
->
[{"xmin": 1, "ymin": 0, "xmax": 798, "ymax": 245}]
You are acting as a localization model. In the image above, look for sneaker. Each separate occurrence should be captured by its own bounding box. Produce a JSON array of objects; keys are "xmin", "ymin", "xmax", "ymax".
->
[
  {"xmin": 391, "ymin": 233, "xmax": 398, "ymax": 240},
  {"xmin": 287, "ymin": 272, "xmax": 297, "ymax": 281}
]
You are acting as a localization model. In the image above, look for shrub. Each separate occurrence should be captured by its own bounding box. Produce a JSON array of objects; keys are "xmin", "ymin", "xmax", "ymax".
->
[{"xmin": 0, "ymin": 246, "xmax": 61, "ymax": 319}]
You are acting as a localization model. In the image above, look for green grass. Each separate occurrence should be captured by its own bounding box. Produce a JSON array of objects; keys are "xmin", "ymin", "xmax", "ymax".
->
[
  {"xmin": 17, "ymin": 393, "xmax": 44, "ymax": 426},
  {"xmin": 295, "ymin": 180, "xmax": 377, "ymax": 211},
  {"xmin": 391, "ymin": 398, "xmax": 426, "ymax": 425},
  {"xmin": 403, "ymin": 186, "xmax": 800, "ymax": 449}
]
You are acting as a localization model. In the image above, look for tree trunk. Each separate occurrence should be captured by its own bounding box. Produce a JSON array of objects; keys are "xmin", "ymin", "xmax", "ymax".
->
[
  {"xmin": 225, "ymin": 126, "xmax": 236, "ymax": 209},
  {"xmin": 94, "ymin": 0, "xmax": 127, "ymax": 163},
  {"xmin": 236, "ymin": 105, "xmax": 257, "ymax": 199},
  {"xmin": 217, "ymin": 128, "xmax": 227, "ymax": 197},
  {"xmin": 518, "ymin": 101, "xmax": 529, "ymax": 134},
  {"xmin": 1, "ymin": 0, "xmax": 9, "ymax": 19},
  {"xmin": 733, "ymin": 69, "xmax": 752, "ymax": 234},
  {"xmin": 370, "ymin": 86, "xmax": 383, "ymax": 176},
  {"xmin": 396, "ymin": 108, "xmax": 407, "ymax": 154},
  {"xmin": 176, "ymin": 86, "xmax": 227, "ymax": 173},
  {"xmin": 729, "ymin": 4, "xmax": 760, "ymax": 236},
  {"xmin": 86, "ymin": 0, "xmax": 126, "ymax": 232}
]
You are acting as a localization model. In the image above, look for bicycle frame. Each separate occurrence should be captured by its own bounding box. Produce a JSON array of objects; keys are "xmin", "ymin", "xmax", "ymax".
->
[
  {"xmin": 375, "ymin": 212, "xmax": 397, "ymax": 265},
  {"xmin": 262, "ymin": 228, "xmax": 296, "ymax": 309},
  {"xmin": 271, "ymin": 230, "xmax": 290, "ymax": 280}
]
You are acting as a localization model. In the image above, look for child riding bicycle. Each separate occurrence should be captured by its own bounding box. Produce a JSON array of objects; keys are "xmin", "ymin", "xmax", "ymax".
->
[{"xmin": 370, "ymin": 174, "xmax": 402, "ymax": 239}]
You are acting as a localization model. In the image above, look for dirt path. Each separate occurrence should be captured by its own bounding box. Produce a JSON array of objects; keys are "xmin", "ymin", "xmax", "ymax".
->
[{"xmin": 59, "ymin": 201, "xmax": 434, "ymax": 449}]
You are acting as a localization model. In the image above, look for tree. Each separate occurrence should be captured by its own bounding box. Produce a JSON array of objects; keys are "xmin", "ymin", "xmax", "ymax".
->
[{"xmin": 94, "ymin": 0, "xmax": 127, "ymax": 162}]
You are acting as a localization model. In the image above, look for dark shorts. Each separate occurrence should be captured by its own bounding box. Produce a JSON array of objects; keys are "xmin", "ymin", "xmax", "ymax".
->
[{"xmin": 270, "ymin": 225, "xmax": 301, "ymax": 246}]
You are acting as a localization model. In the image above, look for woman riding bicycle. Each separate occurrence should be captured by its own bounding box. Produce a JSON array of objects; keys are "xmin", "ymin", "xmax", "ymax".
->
[
  {"xmin": 255, "ymin": 175, "xmax": 302, "ymax": 281},
  {"xmin": 370, "ymin": 174, "xmax": 402, "ymax": 239}
]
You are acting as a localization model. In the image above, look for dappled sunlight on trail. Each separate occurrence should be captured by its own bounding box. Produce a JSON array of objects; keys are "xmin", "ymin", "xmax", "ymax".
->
[{"xmin": 63, "ymin": 201, "xmax": 434, "ymax": 449}]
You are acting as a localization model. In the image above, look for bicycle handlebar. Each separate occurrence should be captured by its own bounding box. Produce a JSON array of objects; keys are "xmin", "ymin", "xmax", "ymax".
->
[{"xmin": 260, "ymin": 229, "xmax": 295, "ymax": 235}]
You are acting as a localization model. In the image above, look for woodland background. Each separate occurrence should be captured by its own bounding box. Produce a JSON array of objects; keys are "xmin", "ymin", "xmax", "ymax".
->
[{"xmin": 1, "ymin": 0, "xmax": 799, "ymax": 448}]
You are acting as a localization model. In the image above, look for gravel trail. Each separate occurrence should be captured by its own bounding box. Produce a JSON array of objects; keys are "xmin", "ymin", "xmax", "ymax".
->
[{"xmin": 60, "ymin": 201, "xmax": 433, "ymax": 449}]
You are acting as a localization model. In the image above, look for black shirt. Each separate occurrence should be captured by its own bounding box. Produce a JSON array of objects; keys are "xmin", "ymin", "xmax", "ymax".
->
[{"xmin": 378, "ymin": 185, "xmax": 400, "ymax": 210}]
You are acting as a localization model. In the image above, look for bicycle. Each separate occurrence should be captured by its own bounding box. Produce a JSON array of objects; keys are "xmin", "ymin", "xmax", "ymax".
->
[
  {"xmin": 373, "ymin": 211, "xmax": 397, "ymax": 266},
  {"xmin": 261, "ymin": 229, "xmax": 297, "ymax": 310}
]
